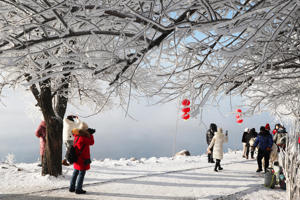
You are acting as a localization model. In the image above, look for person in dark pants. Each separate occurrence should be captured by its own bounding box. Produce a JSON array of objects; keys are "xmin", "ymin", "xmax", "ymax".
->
[
  {"xmin": 206, "ymin": 123, "xmax": 217, "ymax": 163},
  {"xmin": 249, "ymin": 128, "xmax": 258, "ymax": 159},
  {"xmin": 69, "ymin": 122, "xmax": 95, "ymax": 194},
  {"xmin": 253, "ymin": 126, "xmax": 273, "ymax": 173}
]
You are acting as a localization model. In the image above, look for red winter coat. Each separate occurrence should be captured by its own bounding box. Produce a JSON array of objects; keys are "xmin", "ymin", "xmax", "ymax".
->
[
  {"xmin": 35, "ymin": 121, "xmax": 46, "ymax": 156},
  {"xmin": 73, "ymin": 134, "xmax": 94, "ymax": 171}
]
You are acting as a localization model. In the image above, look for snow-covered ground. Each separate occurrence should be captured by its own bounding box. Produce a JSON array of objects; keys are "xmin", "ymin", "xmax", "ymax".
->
[{"xmin": 0, "ymin": 150, "xmax": 286, "ymax": 200}]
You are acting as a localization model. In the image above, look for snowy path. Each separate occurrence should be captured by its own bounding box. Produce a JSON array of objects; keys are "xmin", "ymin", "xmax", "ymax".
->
[{"xmin": 0, "ymin": 154, "xmax": 286, "ymax": 200}]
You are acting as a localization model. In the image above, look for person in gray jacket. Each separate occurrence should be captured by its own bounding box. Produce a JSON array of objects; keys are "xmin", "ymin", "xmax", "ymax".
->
[{"xmin": 206, "ymin": 123, "xmax": 217, "ymax": 163}]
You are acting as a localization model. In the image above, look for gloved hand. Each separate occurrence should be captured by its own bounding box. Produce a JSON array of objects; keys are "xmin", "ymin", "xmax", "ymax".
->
[
  {"xmin": 87, "ymin": 128, "xmax": 96, "ymax": 134},
  {"xmin": 266, "ymin": 147, "xmax": 271, "ymax": 151}
]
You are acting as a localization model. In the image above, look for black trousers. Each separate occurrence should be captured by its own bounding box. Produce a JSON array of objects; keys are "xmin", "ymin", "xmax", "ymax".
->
[
  {"xmin": 215, "ymin": 159, "xmax": 221, "ymax": 169},
  {"xmin": 208, "ymin": 146, "xmax": 214, "ymax": 162},
  {"xmin": 257, "ymin": 148, "xmax": 270, "ymax": 171}
]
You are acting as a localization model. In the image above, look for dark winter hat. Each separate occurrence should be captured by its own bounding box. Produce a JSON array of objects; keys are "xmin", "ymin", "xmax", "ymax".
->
[
  {"xmin": 67, "ymin": 115, "xmax": 74, "ymax": 122},
  {"xmin": 210, "ymin": 123, "xmax": 217, "ymax": 132},
  {"xmin": 265, "ymin": 123, "xmax": 270, "ymax": 131},
  {"xmin": 260, "ymin": 126, "xmax": 266, "ymax": 132},
  {"xmin": 251, "ymin": 128, "xmax": 256, "ymax": 132}
]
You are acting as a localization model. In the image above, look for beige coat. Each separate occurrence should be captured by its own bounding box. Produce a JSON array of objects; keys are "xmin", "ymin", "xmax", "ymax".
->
[{"xmin": 208, "ymin": 128, "xmax": 228, "ymax": 160}]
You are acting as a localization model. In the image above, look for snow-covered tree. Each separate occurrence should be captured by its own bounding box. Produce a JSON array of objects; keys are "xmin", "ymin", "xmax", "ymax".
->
[
  {"xmin": 0, "ymin": 0, "xmax": 244, "ymax": 176},
  {"xmin": 0, "ymin": 3, "xmax": 299, "ymax": 199}
]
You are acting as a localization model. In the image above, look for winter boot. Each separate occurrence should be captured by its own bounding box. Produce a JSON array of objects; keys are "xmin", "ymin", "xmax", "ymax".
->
[
  {"xmin": 210, "ymin": 158, "xmax": 215, "ymax": 163},
  {"xmin": 218, "ymin": 166, "xmax": 223, "ymax": 170},
  {"xmin": 214, "ymin": 167, "xmax": 218, "ymax": 172},
  {"xmin": 75, "ymin": 189, "xmax": 86, "ymax": 194},
  {"xmin": 256, "ymin": 168, "xmax": 263, "ymax": 172}
]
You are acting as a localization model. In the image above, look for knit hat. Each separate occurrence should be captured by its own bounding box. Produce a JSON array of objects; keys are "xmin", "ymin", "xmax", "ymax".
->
[
  {"xmin": 79, "ymin": 122, "xmax": 88, "ymax": 130},
  {"xmin": 265, "ymin": 123, "xmax": 270, "ymax": 131}
]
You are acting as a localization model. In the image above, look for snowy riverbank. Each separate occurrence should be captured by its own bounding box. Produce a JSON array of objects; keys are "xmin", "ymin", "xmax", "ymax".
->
[{"xmin": 0, "ymin": 150, "xmax": 286, "ymax": 199}]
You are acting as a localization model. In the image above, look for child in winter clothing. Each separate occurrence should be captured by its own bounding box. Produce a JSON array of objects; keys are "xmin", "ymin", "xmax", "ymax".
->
[
  {"xmin": 253, "ymin": 126, "xmax": 273, "ymax": 173},
  {"xmin": 69, "ymin": 122, "xmax": 94, "ymax": 194},
  {"xmin": 206, "ymin": 123, "xmax": 217, "ymax": 163},
  {"xmin": 62, "ymin": 115, "xmax": 81, "ymax": 166},
  {"xmin": 35, "ymin": 120, "xmax": 46, "ymax": 167},
  {"xmin": 207, "ymin": 128, "xmax": 228, "ymax": 172}
]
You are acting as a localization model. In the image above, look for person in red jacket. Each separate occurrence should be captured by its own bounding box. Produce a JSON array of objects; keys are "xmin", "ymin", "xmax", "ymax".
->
[
  {"xmin": 272, "ymin": 124, "xmax": 280, "ymax": 135},
  {"xmin": 69, "ymin": 122, "xmax": 95, "ymax": 194},
  {"xmin": 35, "ymin": 120, "xmax": 46, "ymax": 167}
]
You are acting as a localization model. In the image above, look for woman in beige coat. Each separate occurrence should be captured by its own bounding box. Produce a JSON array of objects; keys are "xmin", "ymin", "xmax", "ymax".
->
[{"xmin": 207, "ymin": 128, "xmax": 228, "ymax": 172}]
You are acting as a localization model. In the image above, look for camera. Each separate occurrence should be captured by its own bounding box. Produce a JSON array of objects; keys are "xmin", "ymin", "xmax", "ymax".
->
[
  {"xmin": 87, "ymin": 128, "xmax": 96, "ymax": 134},
  {"xmin": 84, "ymin": 159, "xmax": 91, "ymax": 165}
]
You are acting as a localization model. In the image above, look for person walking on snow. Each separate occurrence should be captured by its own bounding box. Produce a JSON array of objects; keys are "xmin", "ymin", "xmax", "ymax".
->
[
  {"xmin": 249, "ymin": 128, "xmax": 258, "ymax": 159},
  {"xmin": 62, "ymin": 115, "xmax": 81, "ymax": 166},
  {"xmin": 69, "ymin": 122, "xmax": 95, "ymax": 194},
  {"xmin": 207, "ymin": 128, "xmax": 228, "ymax": 172},
  {"xmin": 206, "ymin": 123, "xmax": 217, "ymax": 163},
  {"xmin": 242, "ymin": 128, "xmax": 250, "ymax": 158},
  {"xmin": 35, "ymin": 120, "xmax": 46, "ymax": 167},
  {"xmin": 242, "ymin": 128, "xmax": 253, "ymax": 159},
  {"xmin": 253, "ymin": 126, "xmax": 273, "ymax": 173}
]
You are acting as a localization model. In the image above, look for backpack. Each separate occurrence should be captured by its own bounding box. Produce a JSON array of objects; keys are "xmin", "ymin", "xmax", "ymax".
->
[
  {"xmin": 264, "ymin": 168, "xmax": 276, "ymax": 189},
  {"xmin": 66, "ymin": 137, "xmax": 85, "ymax": 164}
]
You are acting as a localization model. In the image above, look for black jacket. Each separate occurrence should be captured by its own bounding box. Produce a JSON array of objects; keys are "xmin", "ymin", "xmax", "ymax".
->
[
  {"xmin": 206, "ymin": 123, "xmax": 217, "ymax": 145},
  {"xmin": 242, "ymin": 132, "xmax": 251, "ymax": 144}
]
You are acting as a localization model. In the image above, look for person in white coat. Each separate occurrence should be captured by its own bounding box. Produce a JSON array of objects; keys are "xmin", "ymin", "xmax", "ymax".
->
[
  {"xmin": 207, "ymin": 128, "xmax": 228, "ymax": 172},
  {"xmin": 62, "ymin": 115, "xmax": 81, "ymax": 166}
]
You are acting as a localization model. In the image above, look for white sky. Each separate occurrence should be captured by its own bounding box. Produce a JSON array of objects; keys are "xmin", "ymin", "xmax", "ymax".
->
[{"xmin": 0, "ymin": 88, "xmax": 278, "ymax": 163}]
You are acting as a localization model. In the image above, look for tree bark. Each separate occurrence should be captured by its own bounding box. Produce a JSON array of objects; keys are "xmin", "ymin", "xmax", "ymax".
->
[{"xmin": 34, "ymin": 68, "xmax": 69, "ymax": 176}]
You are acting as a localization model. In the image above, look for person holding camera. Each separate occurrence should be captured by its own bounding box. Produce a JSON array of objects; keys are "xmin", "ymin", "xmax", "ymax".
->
[
  {"xmin": 207, "ymin": 128, "xmax": 228, "ymax": 172},
  {"xmin": 69, "ymin": 122, "xmax": 95, "ymax": 194},
  {"xmin": 62, "ymin": 115, "xmax": 82, "ymax": 166}
]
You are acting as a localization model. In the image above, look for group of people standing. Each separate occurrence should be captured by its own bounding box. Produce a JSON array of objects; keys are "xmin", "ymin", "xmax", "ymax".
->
[
  {"xmin": 206, "ymin": 122, "xmax": 287, "ymax": 174},
  {"xmin": 242, "ymin": 123, "xmax": 287, "ymax": 173},
  {"xmin": 35, "ymin": 115, "xmax": 95, "ymax": 195}
]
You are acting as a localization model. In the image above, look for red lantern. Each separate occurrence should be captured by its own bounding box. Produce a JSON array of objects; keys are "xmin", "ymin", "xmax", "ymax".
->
[
  {"xmin": 182, "ymin": 113, "xmax": 190, "ymax": 120},
  {"xmin": 182, "ymin": 99, "xmax": 190, "ymax": 106},
  {"xmin": 237, "ymin": 119, "xmax": 243, "ymax": 123},
  {"xmin": 236, "ymin": 114, "xmax": 240, "ymax": 119},
  {"xmin": 182, "ymin": 107, "xmax": 191, "ymax": 113},
  {"xmin": 236, "ymin": 109, "xmax": 242, "ymax": 113}
]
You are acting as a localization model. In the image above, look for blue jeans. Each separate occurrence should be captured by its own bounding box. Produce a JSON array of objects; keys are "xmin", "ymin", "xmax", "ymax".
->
[{"xmin": 70, "ymin": 169, "xmax": 86, "ymax": 190}]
